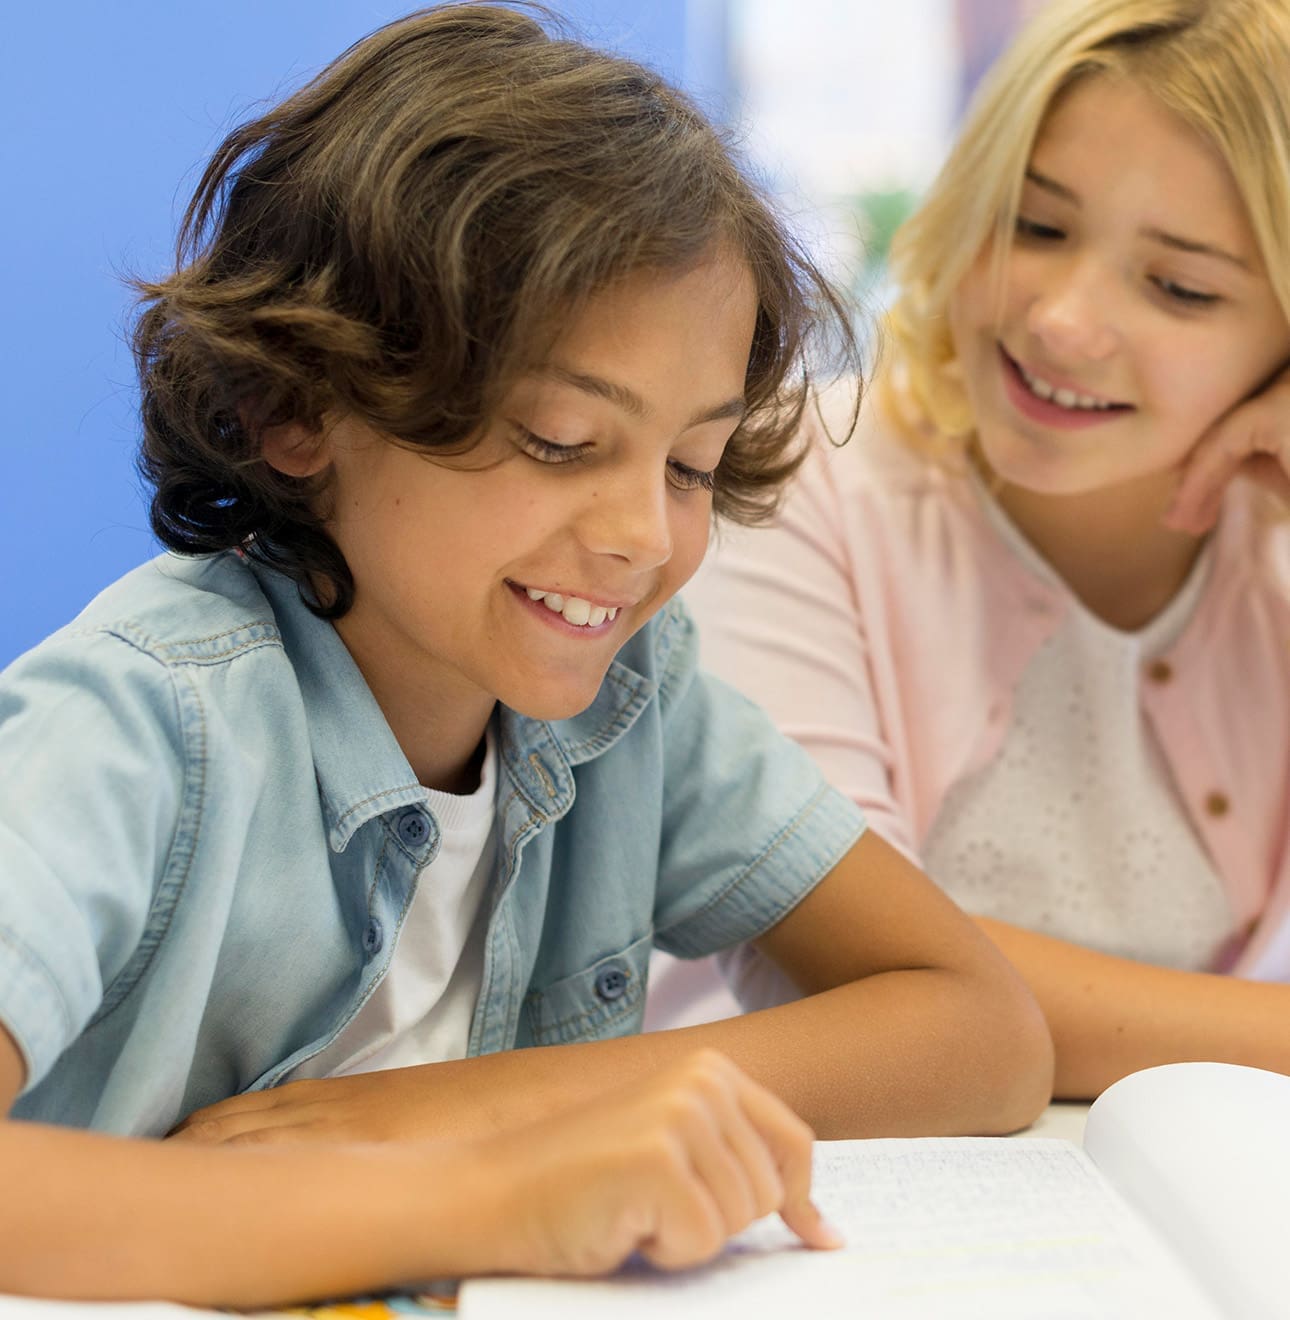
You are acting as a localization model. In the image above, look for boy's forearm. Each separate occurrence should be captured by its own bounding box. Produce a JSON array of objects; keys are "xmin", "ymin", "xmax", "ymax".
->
[
  {"xmin": 977, "ymin": 916, "xmax": 1290, "ymax": 1098},
  {"xmin": 177, "ymin": 964, "xmax": 1051, "ymax": 1147},
  {"xmin": 0, "ymin": 1121, "xmax": 492, "ymax": 1306}
]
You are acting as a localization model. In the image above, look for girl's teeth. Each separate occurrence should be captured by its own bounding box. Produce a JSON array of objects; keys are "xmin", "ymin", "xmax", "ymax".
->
[
  {"xmin": 523, "ymin": 588, "xmax": 620, "ymax": 627},
  {"xmin": 1019, "ymin": 365, "xmax": 1113, "ymax": 411}
]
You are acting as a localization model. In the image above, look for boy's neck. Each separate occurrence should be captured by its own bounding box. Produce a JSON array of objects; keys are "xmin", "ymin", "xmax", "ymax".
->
[
  {"xmin": 332, "ymin": 617, "xmax": 496, "ymax": 795},
  {"xmin": 989, "ymin": 470, "xmax": 1208, "ymax": 633}
]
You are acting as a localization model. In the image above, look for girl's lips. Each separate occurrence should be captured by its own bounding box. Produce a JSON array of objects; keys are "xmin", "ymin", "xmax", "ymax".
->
[{"xmin": 998, "ymin": 346, "xmax": 1132, "ymax": 430}]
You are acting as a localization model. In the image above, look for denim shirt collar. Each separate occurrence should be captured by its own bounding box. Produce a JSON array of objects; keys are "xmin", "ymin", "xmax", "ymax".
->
[
  {"xmin": 252, "ymin": 558, "xmax": 657, "ymax": 849},
  {"xmin": 499, "ymin": 659, "xmax": 657, "ymax": 819}
]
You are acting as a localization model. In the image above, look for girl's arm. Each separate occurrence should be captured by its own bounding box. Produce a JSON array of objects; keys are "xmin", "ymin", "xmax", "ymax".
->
[
  {"xmin": 173, "ymin": 829, "xmax": 1054, "ymax": 1147},
  {"xmin": 0, "ymin": 1027, "xmax": 835, "ymax": 1305},
  {"xmin": 976, "ymin": 918, "xmax": 1290, "ymax": 1098}
]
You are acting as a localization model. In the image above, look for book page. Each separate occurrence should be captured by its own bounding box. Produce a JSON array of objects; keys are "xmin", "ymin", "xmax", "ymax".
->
[
  {"xmin": 1085, "ymin": 1061, "xmax": 1290, "ymax": 1320},
  {"xmin": 459, "ymin": 1138, "xmax": 1220, "ymax": 1319}
]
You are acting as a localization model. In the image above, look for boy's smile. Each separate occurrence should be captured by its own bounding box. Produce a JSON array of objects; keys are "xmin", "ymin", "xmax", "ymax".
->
[{"xmin": 305, "ymin": 250, "xmax": 757, "ymax": 790}]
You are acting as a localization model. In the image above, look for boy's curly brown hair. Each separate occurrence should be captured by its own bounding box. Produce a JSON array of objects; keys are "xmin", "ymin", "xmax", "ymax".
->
[{"xmin": 133, "ymin": 3, "xmax": 858, "ymax": 616}]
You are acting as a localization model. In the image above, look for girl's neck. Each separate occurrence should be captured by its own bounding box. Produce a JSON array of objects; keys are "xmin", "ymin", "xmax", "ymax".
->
[{"xmin": 984, "ymin": 463, "xmax": 1208, "ymax": 632}]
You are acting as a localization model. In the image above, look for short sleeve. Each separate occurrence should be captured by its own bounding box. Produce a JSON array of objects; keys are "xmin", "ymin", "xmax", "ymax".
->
[
  {"xmin": 649, "ymin": 602, "xmax": 866, "ymax": 958},
  {"xmin": 0, "ymin": 628, "xmax": 185, "ymax": 1089}
]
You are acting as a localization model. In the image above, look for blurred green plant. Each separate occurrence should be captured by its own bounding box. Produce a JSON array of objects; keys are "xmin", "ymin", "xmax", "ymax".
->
[{"xmin": 846, "ymin": 185, "xmax": 920, "ymax": 291}]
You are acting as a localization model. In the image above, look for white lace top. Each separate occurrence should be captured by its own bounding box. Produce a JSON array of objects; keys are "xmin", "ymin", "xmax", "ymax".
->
[{"xmin": 923, "ymin": 487, "xmax": 1237, "ymax": 971}]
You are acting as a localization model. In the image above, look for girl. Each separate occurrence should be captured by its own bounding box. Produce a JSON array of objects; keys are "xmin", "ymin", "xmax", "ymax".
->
[
  {"xmin": 681, "ymin": 0, "xmax": 1290, "ymax": 1100},
  {"xmin": 0, "ymin": 3, "xmax": 1051, "ymax": 1306}
]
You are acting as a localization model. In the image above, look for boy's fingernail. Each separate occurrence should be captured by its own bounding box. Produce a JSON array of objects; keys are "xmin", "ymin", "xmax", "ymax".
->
[{"xmin": 817, "ymin": 1218, "xmax": 846, "ymax": 1249}]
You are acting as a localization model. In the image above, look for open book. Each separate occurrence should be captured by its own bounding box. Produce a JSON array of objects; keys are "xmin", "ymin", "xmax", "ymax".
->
[{"xmin": 458, "ymin": 1062, "xmax": 1290, "ymax": 1320}]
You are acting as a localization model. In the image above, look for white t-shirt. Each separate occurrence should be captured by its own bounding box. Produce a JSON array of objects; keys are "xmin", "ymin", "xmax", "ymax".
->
[
  {"xmin": 291, "ymin": 730, "xmax": 498, "ymax": 1078},
  {"xmin": 923, "ymin": 488, "xmax": 1237, "ymax": 972}
]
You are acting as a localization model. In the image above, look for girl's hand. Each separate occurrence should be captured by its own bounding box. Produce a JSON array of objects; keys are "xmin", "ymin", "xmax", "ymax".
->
[
  {"xmin": 479, "ymin": 1049, "xmax": 842, "ymax": 1274},
  {"xmin": 1166, "ymin": 362, "xmax": 1290, "ymax": 534}
]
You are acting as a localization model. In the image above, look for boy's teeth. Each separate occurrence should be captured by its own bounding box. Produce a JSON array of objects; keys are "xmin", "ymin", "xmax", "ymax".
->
[{"xmin": 524, "ymin": 587, "xmax": 619, "ymax": 626}]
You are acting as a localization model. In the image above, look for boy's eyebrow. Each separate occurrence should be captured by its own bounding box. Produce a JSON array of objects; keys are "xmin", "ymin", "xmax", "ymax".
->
[
  {"xmin": 1024, "ymin": 168, "xmax": 1252, "ymax": 271},
  {"xmin": 543, "ymin": 365, "xmax": 746, "ymax": 425}
]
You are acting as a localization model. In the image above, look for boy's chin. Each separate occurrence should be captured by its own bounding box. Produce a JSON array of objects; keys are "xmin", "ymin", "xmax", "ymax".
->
[{"xmin": 507, "ymin": 675, "xmax": 610, "ymax": 724}]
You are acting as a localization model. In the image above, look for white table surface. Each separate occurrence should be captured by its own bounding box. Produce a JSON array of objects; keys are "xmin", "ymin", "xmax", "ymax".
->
[{"xmin": 1019, "ymin": 1099, "xmax": 1090, "ymax": 1143}]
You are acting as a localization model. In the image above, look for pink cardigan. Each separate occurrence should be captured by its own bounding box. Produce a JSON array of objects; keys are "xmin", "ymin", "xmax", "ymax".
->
[{"xmin": 688, "ymin": 391, "xmax": 1290, "ymax": 978}]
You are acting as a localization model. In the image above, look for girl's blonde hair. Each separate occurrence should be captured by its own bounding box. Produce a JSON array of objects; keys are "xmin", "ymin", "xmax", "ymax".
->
[{"xmin": 885, "ymin": 0, "xmax": 1290, "ymax": 448}]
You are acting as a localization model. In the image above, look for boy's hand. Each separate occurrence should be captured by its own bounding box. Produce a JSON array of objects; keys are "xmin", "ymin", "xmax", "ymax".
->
[
  {"xmin": 483, "ymin": 1048, "xmax": 842, "ymax": 1274},
  {"xmin": 170, "ymin": 1065, "xmax": 459, "ymax": 1146},
  {"xmin": 1166, "ymin": 361, "xmax": 1290, "ymax": 534},
  {"xmin": 175, "ymin": 1048, "xmax": 842, "ymax": 1275}
]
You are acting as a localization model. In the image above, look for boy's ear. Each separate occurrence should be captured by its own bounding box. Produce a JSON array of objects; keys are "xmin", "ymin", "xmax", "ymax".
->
[{"xmin": 260, "ymin": 421, "xmax": 331, "ymax": 479}]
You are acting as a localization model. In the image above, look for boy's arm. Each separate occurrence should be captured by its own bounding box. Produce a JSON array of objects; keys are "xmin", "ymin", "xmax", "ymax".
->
[
  {"xmin": 0, "ymin": 1025, "xmax": 833, "ymax": 1303},
  {"xmin": 976, "ymin": 917, "xmax": 1290, "ymax": 1098},
  {"xmin": 174, "ymin": 830, "xmax": 1054, "ymax": 1146}
]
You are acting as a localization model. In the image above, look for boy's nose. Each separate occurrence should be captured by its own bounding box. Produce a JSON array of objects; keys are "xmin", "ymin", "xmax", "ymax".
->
[{"xmin": 576, "ymin": 467, "xmax": 673, "ymax": 570}]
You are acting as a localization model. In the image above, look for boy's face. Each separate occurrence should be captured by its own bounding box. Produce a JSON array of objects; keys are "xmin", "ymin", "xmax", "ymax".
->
[{"xmin": 316, "ymin": 249, "xmax": 757, "ymax": 737}]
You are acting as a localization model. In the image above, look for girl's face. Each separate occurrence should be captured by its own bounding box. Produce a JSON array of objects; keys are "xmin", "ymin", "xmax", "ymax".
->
[
  {"xmin": 317, "ymin": 249, "xmax": 757, "ymax": 727},
  {"xmin": 948, "ymin": 74, "xmax": 1290, "ymax": 501}
]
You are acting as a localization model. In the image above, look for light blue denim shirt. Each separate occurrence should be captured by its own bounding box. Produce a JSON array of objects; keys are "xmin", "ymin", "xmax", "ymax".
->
[{"xmin": 0, "ymin": 551, "xmax": 865, "ymax": 1136}]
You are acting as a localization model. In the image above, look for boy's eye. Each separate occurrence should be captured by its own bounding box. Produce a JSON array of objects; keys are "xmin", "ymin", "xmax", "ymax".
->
[
  {"xmin": 1152, "ymin": 276, "xmax": 1220, "ymax": 307},
  {"xmin": 1015, "ymin": 215, "xmax": 1065, "ymax": 242},
  {"xmin": 516, "ymin": 428, "xmax": 589, "ymax": 464},
  {"xmin": 667, "ymin": 459, "xmax": 717, "ymax": 494}
]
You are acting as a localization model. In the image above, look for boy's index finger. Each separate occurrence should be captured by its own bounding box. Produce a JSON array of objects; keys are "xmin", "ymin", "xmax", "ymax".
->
[{"xmin": 732, "ymin": 1076, "xmax": 843, "ymax": 1249}]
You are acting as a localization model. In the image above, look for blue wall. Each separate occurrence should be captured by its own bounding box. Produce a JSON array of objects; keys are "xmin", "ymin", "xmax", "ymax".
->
[{"xmin": 1, "ymin": 2, "xmax": 723, "ymax": 666}]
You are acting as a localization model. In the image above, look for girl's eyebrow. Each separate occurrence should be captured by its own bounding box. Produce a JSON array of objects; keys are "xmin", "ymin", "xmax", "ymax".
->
[
  {"xmin": 541, "ymin": 364, "xmax": 747, "ymax": 426},
  {"xmin": 1024, "ymin": 167, "xmax": 1252, "ymax": 271}
]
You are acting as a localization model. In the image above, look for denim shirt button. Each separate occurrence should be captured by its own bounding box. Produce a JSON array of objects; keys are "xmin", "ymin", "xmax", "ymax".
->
[
  {"xmin": 396, "ymin": 809, "xmax": 431, "ymax": 848},
  {"xmin": 361, "ymin": 918, "xmax": 384, "ymax": 956},
  {"xmin": 594, "ymin": 965, "xmax": 629, "ymax": 1002}
]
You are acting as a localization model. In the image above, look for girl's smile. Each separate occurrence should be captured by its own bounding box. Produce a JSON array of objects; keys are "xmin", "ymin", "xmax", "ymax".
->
[
  {"xmin": 950, "ymin": 74, "xmax": 1290, "ymax": 503},
  {"xmin": 998, "ymin": 344, "xmax": 1133, "ymax": 431}
]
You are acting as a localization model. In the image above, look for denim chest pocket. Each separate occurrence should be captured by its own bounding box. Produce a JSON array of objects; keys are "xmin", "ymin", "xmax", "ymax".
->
[{"xmin": 524, "ymin": 930, "xmax": 653, "ymax": 1046}]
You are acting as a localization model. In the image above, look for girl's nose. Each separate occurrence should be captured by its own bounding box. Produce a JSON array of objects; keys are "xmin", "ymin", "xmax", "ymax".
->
[{"xmin": 1024, "ymin": 259, "xmax": 1120, "ymax": 362}]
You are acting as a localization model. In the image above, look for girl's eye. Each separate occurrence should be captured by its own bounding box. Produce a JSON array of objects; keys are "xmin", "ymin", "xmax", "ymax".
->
[
  {"xmin": 1015, "ymin": 216, "xmax": 1065, "ymax": 242},
  {"xmin": 667, "ymin": 459, "xmax": 717, "ymax": 494},
  {"xmin": 1153, "ymin": 277, "xmax": 1220, "ymax": 307}
]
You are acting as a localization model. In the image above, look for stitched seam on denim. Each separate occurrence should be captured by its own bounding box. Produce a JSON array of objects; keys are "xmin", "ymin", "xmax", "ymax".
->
[
  {"xmin": 531, "ymin": 983, "xmax": 644, "ymax": 1042},
  {"xmin": 655, "ymin": 783, "xmax": 836, "ymax": 939},
  {"xmin": 653, "ymin": 605, "xmax": 692, "ymax": 716},
  {"xmin": 500, "ymin": 747, "xmax": 555, "ymax": 819},
  {"xmin": 558, "ymin": 670, "xmax": 648, "ymax": 760},
  {"xmin": 79, "ymin": 619, "xmax": 281, "ymax": 667},
  {"xmin": 90, "ymin": 666, "xmax": 208, "ymax": 1025},
  {"xmin": 333, "ymin": 785, "xmax": 427, "ymax": 835},
  {"xmin": 167, "ymin": 638, "xmax": 282, "ymax": 666},
  {"xmin": 0, "ymin": 924, "xmax": 74, "ymax": 1047},
  {"xmin": 527, "ymin": 753, "xmax": 557, "ymax": 798},
  {"xmin": 536, "ymin": 978, "xmax": 643, "ymax": 1035},
  {"xmin": 365, "ymin": 833, "xmax": 389, "ymax": 911}
]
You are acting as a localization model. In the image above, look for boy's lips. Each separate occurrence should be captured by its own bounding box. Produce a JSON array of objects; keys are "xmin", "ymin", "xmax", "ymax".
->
[{"xmin": 507, "ymin": 580, "xmax": 636, "ymax": 631}]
